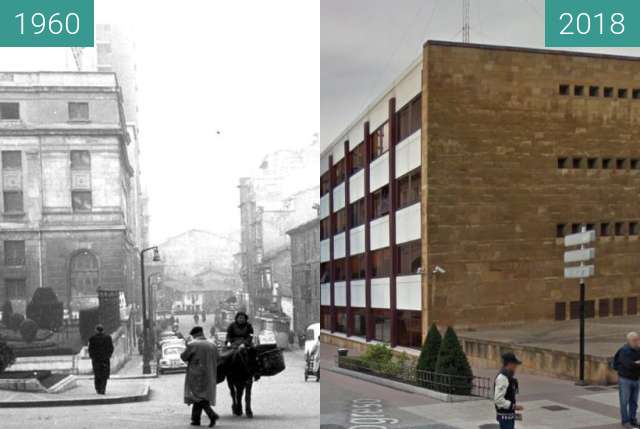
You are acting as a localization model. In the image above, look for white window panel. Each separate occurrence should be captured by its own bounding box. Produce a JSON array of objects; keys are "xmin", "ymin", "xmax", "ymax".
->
[
  {"xmin": 320, "ymin": 283, "xmax": 331, "ymax": 306},
  {"xmin": 321, "ymin": 155, "xmax": 329, "ymax": 174},
  {"xmin": 319, "ymin": 194, "xmax": 330, "ymax": 219},
  {"xmin": 371, "ymin": 278, "xmax": 390, "ymax": 309},
  {"xmin": 395, "ymin": 130, "xmax": 421, "ymax": 178},
  {"xmin": 350, "ymin": 280, "xmax": 366, "ymax": 308},
  {"xmin": 395, "ymin": 62, "xmax": 422, "ymax": 109},
  {"xmin": 333, "ymin": 232, "xmax": 345, "ymax": 259},
  {"xmin": 320, "ymin": 239, "xmax": 330, "ymax": 263},
  {"xmin": 350, "ymin": 225, "xmax": 365, "ymax": 255},
  {"xmin": 369, "ymin": 152, "xmax": 389, "ymax": 192},
  {"xmin": 369, "ymin": 96, "xmax": 390, "ymax": 131},
  {"xmin": 333, "ymin": 182, "xmax": 345, "ymax": 211},
  {"xmin": 332, "ymin": 142, "xmax": 345, "ymax": 163},
  {"xmin": 396, "ymin": 203, "xmax": 421, "ymax": 244},
  {"xmin": 349, "ymin": 170, "xmax": 364, "ymax": 202},
  {"xmin": 370, "ymin": 215, "xmax": 389, "ymax": 250},
  {"xmin": 396, "ymin": 275, "xmax": 422, "ymax": 311},
  {"xmin": 334, "ymin": 281, "xmax": 346, "ymax": 306}
]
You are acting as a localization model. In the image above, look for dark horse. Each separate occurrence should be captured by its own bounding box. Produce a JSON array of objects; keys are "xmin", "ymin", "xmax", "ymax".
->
[{"xmin": 219, "ymin": 346, "xmax": 257, "ymax": 418}]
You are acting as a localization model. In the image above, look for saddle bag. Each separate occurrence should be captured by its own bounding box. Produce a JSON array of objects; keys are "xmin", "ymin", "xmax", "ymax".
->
[{"xmin": 257, "ymin": 348, "xmax": 285, "ymax": 376}]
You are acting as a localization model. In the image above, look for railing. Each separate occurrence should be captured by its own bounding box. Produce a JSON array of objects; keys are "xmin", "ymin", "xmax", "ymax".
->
[{"xmin": 338, "ymin": 355, "xmax": 493, "ymax": 399}]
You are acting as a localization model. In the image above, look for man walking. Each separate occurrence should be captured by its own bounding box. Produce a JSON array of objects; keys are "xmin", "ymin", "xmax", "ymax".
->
[
  {"xmin": 88, "ymin": 324, "xmax": 114, "ymax": 395},
  {"xmin": 181, "ymin": 326, "xmax": 219, "ymax": 427},
  {"xmin": 614, "ymin": 332, "xmax": 640, "ymax": 428},
  {"xmin": 494, "ymin": 352, "xmax": 524, "ymax": 429}
]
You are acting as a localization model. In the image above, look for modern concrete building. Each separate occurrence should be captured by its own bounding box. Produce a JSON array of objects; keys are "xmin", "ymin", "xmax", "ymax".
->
[
  {"xmin": 320, "ymin": 41, "xmax": 640, "ymax": 348},
  {"xmin": 0, "ymin": 71, "xmax": 139, "ymax": 314}
]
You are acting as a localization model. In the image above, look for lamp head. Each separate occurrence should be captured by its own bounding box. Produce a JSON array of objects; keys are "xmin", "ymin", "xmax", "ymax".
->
[
  {"xmin": 432, "ymin": 265, "xmax": 446, "ymax": 275},
  {"xmin": 152, "ymin": 247, "xmax": 161, "ymax": 262}
]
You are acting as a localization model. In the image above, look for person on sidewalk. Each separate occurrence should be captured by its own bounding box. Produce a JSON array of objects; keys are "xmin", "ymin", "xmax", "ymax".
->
[
  {"xmin": 88, "ymin": 324, "xmax": 114, "ymax": 395},
  {"xmin": 613, "ymin": 332, "xmax": 640, "ymax": 428},
  {"xmin": 181, "ymin": 326, "xmax": 219, "ymax": 427},
  {"xmin": 494, "ymin": 352, "xmax": 523, "ymax": 429}
]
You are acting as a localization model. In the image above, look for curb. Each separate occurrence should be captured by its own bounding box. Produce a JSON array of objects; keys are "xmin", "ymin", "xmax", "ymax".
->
[
  {"xmin": 0, "ymin": 383, "xmax": 151, "ymax": 408},
  {"xmin": 76, "ymin": 373, "xmax": 158, "ymax": 380},
  {"xmin": 328, "ymin": 366, "xmax": 484, "ymax": 403}
]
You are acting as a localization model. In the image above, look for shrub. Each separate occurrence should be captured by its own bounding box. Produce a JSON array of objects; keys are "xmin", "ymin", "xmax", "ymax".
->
[
  {"xmin": 434, "ymin": 327, "xmax": 474, "ymax": 395},
  {"xmin": 416, "ymin": 324, "xmax": 442, "ymax": 387},
  {"xmin": 79, "ymin": 307, "xmax": 100, "ymax": 343},
  {"xmin": 19, "ymin": 319, "xmax": 39, "ymax": 343},
  {"xmin": 2, "ymin": 301, "xmax": 13, "ymax": 326},
  {"xmin": 8, "ymin": 313, "xmax": 25, "ymax": 332},
  {"xmin": 26, "ymin": 288, "xmax": 63, "ymax": 332},
  {"xmin": 361, "ymin": 343, "xmax": 393, "ymax": 367},
  {"xmin": 0, "ymin": 341, "xmax": 15, "ymax": 374}
]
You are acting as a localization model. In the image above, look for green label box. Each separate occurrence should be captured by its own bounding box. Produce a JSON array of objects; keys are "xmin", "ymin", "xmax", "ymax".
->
[
  {"xmin": 546, "ymin": 0, "xmax": 640, "ymax": 47},
  {"xmin": 0, "ymin": 0, "xmax": 94, "ymax": 47}
]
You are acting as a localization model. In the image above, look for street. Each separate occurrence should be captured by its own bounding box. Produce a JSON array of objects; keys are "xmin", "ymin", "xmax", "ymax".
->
[
  {"xmin": 0, "ymin": 314, "xmax": 319, "ymax": 428},
  {"xmin": 320, "ymin": 343, "xmax": 628, "ymax": 429}
]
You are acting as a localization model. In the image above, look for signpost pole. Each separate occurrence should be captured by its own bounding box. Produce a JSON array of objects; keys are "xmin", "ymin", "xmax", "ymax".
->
[{"xmin": 578, "ymin": 279, "xmax": 585, "ymax": 385}]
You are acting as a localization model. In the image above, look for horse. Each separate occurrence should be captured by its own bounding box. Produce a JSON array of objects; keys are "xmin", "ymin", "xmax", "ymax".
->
[{"xmin": 218, "ymin": 346, "xmax": 258, "ymax": 418}]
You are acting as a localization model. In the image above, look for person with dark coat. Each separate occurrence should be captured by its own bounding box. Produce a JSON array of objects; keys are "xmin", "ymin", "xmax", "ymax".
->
[
  {"xmin": 614, "ymin": 332, "xmax": 640, "ymax": 428},
  {"xmin": 181, "ymin": 326, "xmax": 219, "ymax": 427},
  {"xmin": 88, "ymin": 324, "xmax": 114, "ymax": 395},
  {"xmin": 494, "ymin": 352, "xmax": 523, "ymax": 429},
  {"xmin": 225, "ymin": 311, "xmax": 254, "ymax": 348}
]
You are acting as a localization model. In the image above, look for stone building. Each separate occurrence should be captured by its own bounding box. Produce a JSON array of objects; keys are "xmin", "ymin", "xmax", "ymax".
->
[
  {"xmin": 0, "ymin": 71, "xmax": 139, "ymax": 314},
  {"xmin": 320, "ymin": 41, "xmax": 640, "ymax": 348},
  {"xmin": 287, "ymin": 218, "xmax": 320, "ymax": 337}
]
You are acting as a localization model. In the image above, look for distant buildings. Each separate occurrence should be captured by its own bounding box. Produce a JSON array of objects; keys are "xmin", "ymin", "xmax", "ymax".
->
[{"xmin": 161, "ymin": 268, "xmax": 240, "ymax": 314}]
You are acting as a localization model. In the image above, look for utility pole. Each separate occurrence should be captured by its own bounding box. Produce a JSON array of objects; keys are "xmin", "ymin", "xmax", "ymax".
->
[{"xmin": 462, "ymin": 0, "xmax": 470, "ymax": 43}]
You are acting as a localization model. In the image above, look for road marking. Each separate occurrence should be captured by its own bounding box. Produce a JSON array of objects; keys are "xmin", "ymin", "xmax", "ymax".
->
[{"xmin": 348, "ymin": 399, "xmax": 398, "ymax": 429}]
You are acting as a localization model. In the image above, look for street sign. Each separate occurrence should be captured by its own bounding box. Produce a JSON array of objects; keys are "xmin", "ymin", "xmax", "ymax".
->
[
  {"xmin": 564, "ymin": 265, "xmax": 595, "ymax": 279},
  {"xmin": 564, "ymin": 230, "xmax": 596, "ymax": 247},
  {"xmin": 564, "ymin": 248, "xmax": 596, "ymax": 264}
]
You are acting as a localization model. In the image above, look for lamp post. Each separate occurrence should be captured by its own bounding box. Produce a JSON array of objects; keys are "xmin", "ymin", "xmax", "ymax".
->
[{"xmin": 140, "ymin": 246, "xmax": 160, "ymax": 374}]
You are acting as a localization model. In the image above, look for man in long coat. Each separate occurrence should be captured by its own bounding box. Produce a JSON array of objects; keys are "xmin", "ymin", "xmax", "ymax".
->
[
  {"xmin": 88, "ymin": 324, "xmax": 114, "ymax": 394},
  {"xmin": 181, "ymin": 326, "xmax": 219, "ymax": 427}
]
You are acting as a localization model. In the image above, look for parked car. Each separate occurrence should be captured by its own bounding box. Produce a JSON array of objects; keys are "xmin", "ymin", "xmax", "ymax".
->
[
  {"xmin": 158, "ymin": 340, "xmax": 187, "ymax": 374},
  {"xmin": 256, "ymin": 329, "xmax": 277, "ymax": 346}
]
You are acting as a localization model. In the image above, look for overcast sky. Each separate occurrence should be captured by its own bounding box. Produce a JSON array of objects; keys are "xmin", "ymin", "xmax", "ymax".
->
[
  {"xmin": 321, "ymin": 0, "xmax": 640, "ymax": 150},
  {"xmin": 0, "ymin": 1, "xmax": 319, "ymax": 244}
]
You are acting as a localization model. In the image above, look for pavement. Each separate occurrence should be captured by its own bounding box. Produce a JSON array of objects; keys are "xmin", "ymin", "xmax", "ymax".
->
[{"xmin": 320, "ymin": 343, "xmax": 628, "ymax": 429}]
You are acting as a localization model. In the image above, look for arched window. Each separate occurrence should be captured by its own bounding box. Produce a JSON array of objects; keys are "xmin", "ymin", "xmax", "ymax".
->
[{"xmin": 70, "ymin": 250, "xmax": 99, "ymax": 299}]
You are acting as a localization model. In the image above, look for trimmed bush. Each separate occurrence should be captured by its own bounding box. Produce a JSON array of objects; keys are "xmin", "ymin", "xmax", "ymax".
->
[
  {"xmin": 79, "ymin": 307, "xmax": 100, "ymax": 343},
  {"xmin": 19, "ymin": 319, "xmax": 38, "ymax": 343},
  {"xmin": 8, "ymin": 313, "xmax": 25, "ymax": 332},
  {"xmin": 26, "ymin": 288, "xmax": 63, "ymax": 332},
  {"xmin": 434, "ymin": 327, "xmax": 474, "ymax": 395},
  {"xmin": 361, "ymin": 343, "xmax": 393, "ymax": 366},
  {"xmin": 417, "ymin": 324, "xmax": 442, "ymax": 372},
  {"xmin": 2, "ymin": 301, "xmax": 13, "ymax": 326},
  {"xmin": 0, "ymin": 341, "xmax": 15, "ymax": 374}
]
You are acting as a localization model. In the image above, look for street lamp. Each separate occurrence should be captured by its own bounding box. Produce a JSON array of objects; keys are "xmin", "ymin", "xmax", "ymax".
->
[{"xmin": 140, "ymin": 246, "xmax": 160, "ymax": 374}]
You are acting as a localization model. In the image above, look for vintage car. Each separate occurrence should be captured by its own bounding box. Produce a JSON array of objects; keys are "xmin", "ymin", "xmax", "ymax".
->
[{"xmin": 158, "ymin": 339, "xmax": 187, "ymax": 374}]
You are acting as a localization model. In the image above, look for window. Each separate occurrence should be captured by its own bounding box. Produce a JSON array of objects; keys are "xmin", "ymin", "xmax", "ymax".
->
[
  {"xmin": 68, "ymin": 102, "xmax": 89, "ymax": 121},
  {"xmin": 586, "ymin": 223, "xmax": 595, "ymax": 232},
  {"xmin": 350, "ymin": 254, "xmax": 365, "ymax": 280},
  {"xmin": 397, "ymin": 95, "xmax": 421, "ymax": 142},
  {"xmin": 335, "ymin": 311, "xmax": 347, "ymax": 332},
  {"xmin": 320, "ymin": 262, "xmax": 330, "ymax": 283},
  {"xmin": 4, "ymin": 241, "xmax": 25, "ymax": 266},
  {"xmin": 557, "ymin": 157, "xmax": 568, "ymax": 169},
  {"xmin": 602, "ymin": 158, "xmax": 611, "ymax": 169},
  {"xmin": 574, "ymin": 85, "xmax": 584, "ymax": 96},
  {"xmin": 72, "ymin": 191, "xmax": 92, "ymax": 211},
  {"xmin": 572, "ymin": 157, "xmax": 582, "ymax": 169},
  {"xmin": 570, "ymin": 300, "xmax": 595, "ymax": 319},
  {"xmin": 333, "ymin": 209, "xmax": 347, "ymax": 234},
  {"xmin": 601, "ymin": 222, "xmax": 611, "ymax": 237},
  {"xmin": 556, "ymin": 224, "xmax": 566, "ymax": 238},
  {"xmin": 397, "ymin": 240, "xmax": 421, "ymax": 275},
  {"xmin": 633, "ymin": 89, "xmax": 640, "ymax": 99},
  {"xmin": 70, "ymin": 150, "xmax": 91, "ymax": 169},
  {"xmin": 589, "ymin": 86, "xmax": 599, "ymax": 97},
  {"xmin": 599, "ymin": 299, "xmax": 610, "ymax": 318},
  {"xmin": 320, "ymin": 172, "xmax": 331, "ymax": 196},
  {"xmin": 587, "ymin": 158, "xmax": 598, "ymax": 169},
  {"xmin": 618, "ymin": 88, "xmax": 628, "ymax": 98},
  {"xmin": 371, "ymin": 186, "xmax": 389, "ymax": 219},
  {"xmin": 3, "ymin": 191, "xmax": 23, "ymax": 213},
  {"xmin": 604, "ymin": 87, "xmax": 614, "ymax": 98},
  {"xmin": 559, "ymin": 84, "xmax": 570, "ymax": 96},
  {"xmin": 2, "ymin": 151, "xmax": 21, "ymax": 169},
  {"xmin": 631, "ymin": 159, "xmax": 639, "ymax": 170},
  {"xmin": 373, "ymin": 311, "xmax": 391, "ymax": 342},
  {"xmin": 370, "ymin": 123, "xmax": 389, "ymax": 160},
  {"xmin": 371, "ymin": 248, "xmax": 391, "ymax": 278},
  {"xmin": 0, "ymin": 103, "xmax": 19, "ymax": 120},
  {"xmin": 397, "ymin": 310, "xmax": 421, "ymax": 348},
  {"xmin": 571, "ymin": 223, "xmax": 581, "ymax": 234},
  {"xmin": 349, "ymin": 199, "xmax": 365, "ymax": 228},
  {"xmin": 69, "ymin": 250, "xmax": 99, "ymax": 302},
  {"xmin": 615, "ymin": 222, "xmax": 625, "ymax": 236},
  {"xmin": 616, "ymin": 158, "xmax": 627, "ymax": 170},
  {"xmin": 5, "ymin": 278, "xmax": 25, "ymax": 299},
  {"xmin": 352, "ymin": 310, "xmax": 366, "ymax": 336},
  {"xmin": 320, "ymin": 217, "xmax": 331, "ymax": 240},
  {"xmin": 333, "ymin": 159, "xmax": 345, "ymax": 185},
  {"xmin": 97, "ymin": 42, "xmax": 112, "ymax": 55},
  {"xmin": 630, "ymin": 222, "xmax": 639, "ymax": 236},
  {"xmin": 397, "ymin": 168, "xmax": 420, "ymax": 209},
  {"xmin": 554, "ymin": 302, "xmax": 566, "ymax": 321},
  {"xmin": 349, "ymin": 143, "xmax": 365, "ymax": 175},
  {"xmin": 333, "ymin": 258, "xmax": 346, "ymax": 282},
  {"xmin": 629, "ymin": 297, "xmax": 638, "ymax": 316}
]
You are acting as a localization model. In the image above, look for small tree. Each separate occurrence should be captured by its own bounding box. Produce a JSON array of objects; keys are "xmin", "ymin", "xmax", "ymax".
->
[
  {"xmin": 1, "ymin": 300, "xmax": 13, "ymax": 326},
  {"xmin": 19, "ymin": 319, "xmax": 38, "ymax": 343},
  {"xmin": 9, "ymin": 313, "xmax": 25, "ymax": 332},
  {"xmin": 435, "ymin": 327, "xmax": 474, "ymax": 395},
  {"xmin": 416, "ymin": 324, "xmax": 442, "ymax": 388},
  {"xmin": 26, "ymin": 288, "xmax": 63, "ymax": 332},
  {"xmin": 0, "ymin": 341, "xmax": 15, "ymax": 374}
]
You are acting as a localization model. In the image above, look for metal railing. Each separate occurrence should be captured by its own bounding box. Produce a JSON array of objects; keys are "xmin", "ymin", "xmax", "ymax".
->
[{"xmin": 338, "ymin": 356, "xmax": 493, "ymax": 399}]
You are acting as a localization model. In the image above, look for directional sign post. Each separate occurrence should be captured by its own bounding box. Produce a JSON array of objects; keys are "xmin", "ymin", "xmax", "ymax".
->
[{"xmin": 564, "ymin": 227, "xmax": 595, "ymax": 385}]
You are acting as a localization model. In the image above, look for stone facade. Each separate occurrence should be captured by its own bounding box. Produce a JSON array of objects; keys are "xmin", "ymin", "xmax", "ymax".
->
[{"xmin": 422, "ymin": 41, "xmax": 640, "ymax": 329}]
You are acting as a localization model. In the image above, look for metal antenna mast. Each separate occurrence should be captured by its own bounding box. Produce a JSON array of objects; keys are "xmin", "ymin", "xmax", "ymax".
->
[{"xmin": 462, "ymin": 0, "xmax": 470, "ymax": 43}]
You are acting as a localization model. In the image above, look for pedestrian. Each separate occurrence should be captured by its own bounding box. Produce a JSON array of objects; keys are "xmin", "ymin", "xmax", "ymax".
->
[
  {"xmin": 494, "ymin": 352, "xmax": 523, "ymax": 429},
  {"xmin": 194, "ymin": 312, "xmax": 200, "ymax": 324},
  {"xmin": 181, "ymin": 326, "xmax": 219, "ymax": 427},
  {"xmin": 88, "ymin": 324, "xmax": 114, "ymax": 395},
  {"xmin": 202, "ymin": 311, "xmax": 206, "ymax": 322},
  {"xmin": 613, "ymin": 332, "xmax": 640, "ymax": 428}
]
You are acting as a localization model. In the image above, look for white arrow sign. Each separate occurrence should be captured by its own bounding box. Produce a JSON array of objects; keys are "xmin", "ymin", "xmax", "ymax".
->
[
  {"xmin": 564, "ymin": 230, "xmax": 596, "ymax": 247},
  {"xmin": 564, "ymin": 248, "xmax": 596, "ymax": 264},
  {"xmin": 564, "ymin": 265, "xmax": 595, "ymax": 279}
]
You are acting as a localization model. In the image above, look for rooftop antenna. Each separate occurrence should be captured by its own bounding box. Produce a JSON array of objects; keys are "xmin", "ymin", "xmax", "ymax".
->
[{"xmin": 462, "ymin": 0, "xmax": 470, "ymax": 43}]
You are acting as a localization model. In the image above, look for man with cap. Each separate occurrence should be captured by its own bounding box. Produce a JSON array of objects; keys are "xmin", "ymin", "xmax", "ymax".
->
[
  {"xmin": 181, "ymin": 326, "xmax": 219, "ymax": 426},
  {"xmin": 494, "ymin": 352, "xmax": 524, "ymax": 429},
  {"xmin": 88, "ymin": 324, "xmax": 114, "ymax": 394}
]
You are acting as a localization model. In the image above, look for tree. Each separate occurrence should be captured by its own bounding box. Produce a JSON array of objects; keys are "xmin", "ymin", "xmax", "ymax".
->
[
  {"xmin": 19, "ymin": 319, "xmax": 39, "ymax": 343},
  {"xmin": 434, "ymin": 326, "xmax": 474, "ymax": 395},
  {"xmin": 0, "ymin": 341, "xmax": 15, "ymax": 374},
  {"xmin": 26, "ymin": 288, "xmax": 63, "ymax": 331},
  {"xmin": 416, "ymin": 324, "xmax": 442, "ymax": 388},
  {"xmin": 9, "ymin": 313, "xmax": 25, "ymax": 332}
]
